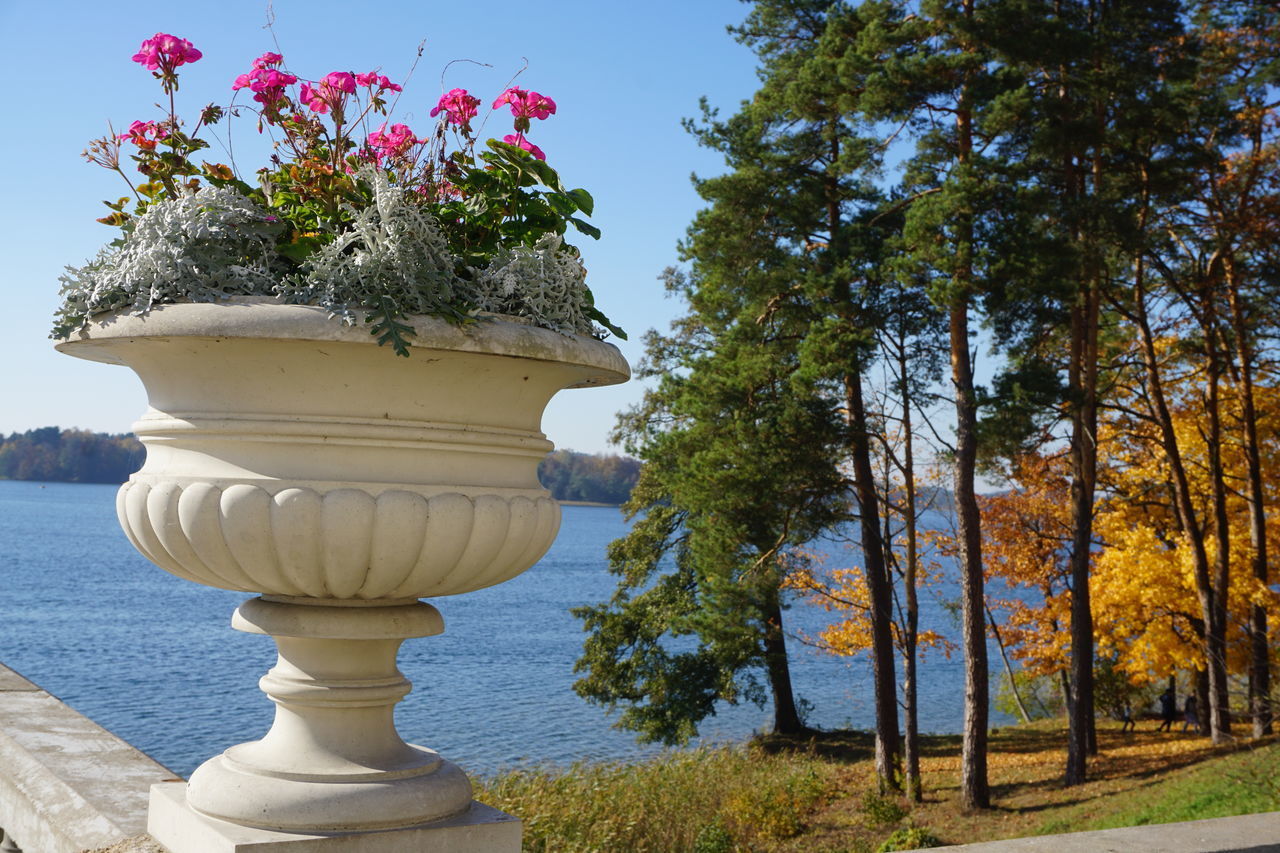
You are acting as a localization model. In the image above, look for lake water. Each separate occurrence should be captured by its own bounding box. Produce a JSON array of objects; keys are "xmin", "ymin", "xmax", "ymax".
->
[{"xmin": 0, "ymin": 480, "xmax": 1014, "ymax": 778}]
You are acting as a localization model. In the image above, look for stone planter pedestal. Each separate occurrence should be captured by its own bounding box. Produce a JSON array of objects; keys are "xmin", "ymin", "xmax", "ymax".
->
[{"xmin": 57, "ymin": 300, "xmax": 629, "ymax": 852}]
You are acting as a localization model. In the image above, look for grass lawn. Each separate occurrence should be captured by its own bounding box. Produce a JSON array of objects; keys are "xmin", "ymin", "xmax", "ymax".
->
[{"xmin": 475, "ymin": 720, "xmax": 1280, "ymax": 852}]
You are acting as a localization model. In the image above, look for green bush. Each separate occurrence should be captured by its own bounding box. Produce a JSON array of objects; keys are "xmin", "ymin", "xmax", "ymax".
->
[
  {"xmin": 691, "ymin": 819, "xmax": 735, "ymax": 853},
  {"xmin": 861, "ymin": 790, "xmax": 909, "ymax": 827},
  {"xmin": 876, "ymin": 825, "xmax": 943, "ymax": 851}
]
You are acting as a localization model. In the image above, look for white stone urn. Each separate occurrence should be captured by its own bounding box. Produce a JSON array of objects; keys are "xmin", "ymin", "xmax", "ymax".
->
[{"xmin": 56, "ymin": 299, "xmax": 628, "ymax": 847}]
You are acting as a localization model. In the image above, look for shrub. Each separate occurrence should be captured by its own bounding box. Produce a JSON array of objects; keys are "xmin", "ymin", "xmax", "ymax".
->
[
  {"xmin": 877, "ymin": 825, "xmax": 943, "ymax": 851},
  {"xmin": 475, "ymin": 746, "xmax": 835, "ymax": 852},
  {"xmin": 691, "ymin": 819, "xmax": 735, "ymax": 853},
  {"xmin": 861, "ymin": 790, "xmax": 909, "ymax": 828}
]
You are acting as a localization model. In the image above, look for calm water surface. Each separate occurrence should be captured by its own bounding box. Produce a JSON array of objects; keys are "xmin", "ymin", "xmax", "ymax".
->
[{"xmin": 0, "ymin": 480, "xmax": 1013, "ymax": 777}]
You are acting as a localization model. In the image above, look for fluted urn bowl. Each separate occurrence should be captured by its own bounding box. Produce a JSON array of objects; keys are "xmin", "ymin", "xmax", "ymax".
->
[{"xmin": 56, "ymin": 298, "xmax": 630, "ymax": 600}]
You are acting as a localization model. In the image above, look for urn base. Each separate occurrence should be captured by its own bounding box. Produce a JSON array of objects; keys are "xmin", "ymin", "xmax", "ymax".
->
[
  {"xmin": 182, "ymin": 597, "xmax": 474, "ymax": 833},
  {"xmin": 150, "ymin": 783, "xmax": 521, "ymax": 852}
]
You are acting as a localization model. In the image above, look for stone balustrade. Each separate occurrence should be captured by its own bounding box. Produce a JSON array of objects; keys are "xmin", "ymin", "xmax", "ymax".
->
[{"xmin": 0, "ymin": 664, "xmax": 172, "ymax": 853}]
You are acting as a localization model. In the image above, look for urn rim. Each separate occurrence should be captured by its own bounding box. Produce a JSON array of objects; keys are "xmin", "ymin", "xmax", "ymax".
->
[{"xmin": 55, "ymin": 296, "xmax": 630, "ymax": 388}]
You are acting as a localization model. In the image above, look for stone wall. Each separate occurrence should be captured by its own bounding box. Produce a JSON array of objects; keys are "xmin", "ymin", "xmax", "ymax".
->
[{"xmin": 0, "ymin": 664, "xmax": 174, "ymax": 853}]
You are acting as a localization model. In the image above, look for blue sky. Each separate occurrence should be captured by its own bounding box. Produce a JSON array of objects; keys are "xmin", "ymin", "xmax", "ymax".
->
[{"xmin": 0, "ymin": 0, "xmax": 762, "ymax": 454}]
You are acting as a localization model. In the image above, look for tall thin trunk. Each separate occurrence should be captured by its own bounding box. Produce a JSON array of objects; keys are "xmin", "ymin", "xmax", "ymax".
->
[
  {"xmin": 762, "ymin": 588, "xmax": 803, "ymax": 736},
  {"xmin": 989, "ymin": 606, "xmax": 1032, "ymax": 724},
  {"xmin": 899, "ymin": 342, "xmax": 923, "ymax": 801},
  {"xmin": 1201, "ymin": 274, "xmax": 1232, "ymax": 737},
  {"xmin": 1195, "ymin": 668, "xmax": 1210, "ymax": 736},
  {"xmin": 1225, "ymin": 261, "xmax": 1272, "ymax": 737},
  {"xmin": 1132, "ymin": 256, "xmax": 1229, "ymax": 744},
  {"xmin": 827, "ymin": 129, "xmax": 900, "ymax": 790},
  {"xmin": 847, "ymin": 370, "xmax": 902, "ymax": 790},
  {"xmin": 1065, "ymin": 276, "xmax": 1100, "ymax": 786},
  {"xmin": 954, "ymin": 0, "xmax": 989, "ymax": 807},
  {"xmin": 953, "ymin": 301, "xmax": 989, "ymax": 810}
]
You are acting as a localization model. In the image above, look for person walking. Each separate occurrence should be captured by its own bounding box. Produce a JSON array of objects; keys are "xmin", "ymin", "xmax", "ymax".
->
[
  {"xmin": 1158, "ymin": 687, "xmax": 1177, "ymax": 732},
  {"xmin": 1119, "ymin": 701, "xmax": 1136, "ymax": 733},
  {"xmin": 1183, "ymin": 694, "xmax": 1200, "ymax": 734}
]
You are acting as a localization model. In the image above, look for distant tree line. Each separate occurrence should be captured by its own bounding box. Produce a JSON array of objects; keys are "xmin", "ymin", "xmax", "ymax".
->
[
  {"xmin": 0, "ymin": 429, "xmax": 639, "ymax": 504},
  {"xmin": 538, "ymin": 450, "xmax": 640, "ymax": 505},
  {"xmin": 0, "ymin": 427, "xmax": 144, "ymax": 484}
]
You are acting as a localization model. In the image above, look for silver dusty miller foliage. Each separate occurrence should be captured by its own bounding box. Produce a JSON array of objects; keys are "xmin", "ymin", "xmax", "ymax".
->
[
  {"xmin": 278, "ymin": 169, "xmax": 466, "ymax": 325},
  {"xmin": 54, "ymin": 170, "xmax": 599, "ymax": 344},
  {"xmin": 473, "ymin": 233, "xmax": 595, "ymax": 336},
  {"xmin": 53, "ymin": 186, "xmax": 283, "ymax": 337}
]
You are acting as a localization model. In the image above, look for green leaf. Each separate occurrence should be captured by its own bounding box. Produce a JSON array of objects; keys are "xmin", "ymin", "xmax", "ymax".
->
[
  {"xmin": 567, "ymin": 188, "xmax": 594, "ymax": 216},
  {"xmin": 546, "ymin": 193, "xmax": 577, "ymax": 217},
  {"xmin": 586, "ymin": 305, "xmax": 627, "ymax": 340},
  {"xmin": 569, "ymin": 217, "xmax": 602, "ymax": 240},
  {"xmin": 366, "ymin": 298, "xmax": 415, "ymax": 358},
  {"xmin": 526, "ymin": 158, "xmax": 564, "ymax": 191}
]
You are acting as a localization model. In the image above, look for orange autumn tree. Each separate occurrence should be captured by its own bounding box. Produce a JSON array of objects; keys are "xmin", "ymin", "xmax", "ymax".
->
[
  {"xmin": 978, "ymin": 346, "xmax": 1280, "ymax": 722},
  {"xmin": 978, "ymin": 454, "xmax": 1074, "ymax": 685}
]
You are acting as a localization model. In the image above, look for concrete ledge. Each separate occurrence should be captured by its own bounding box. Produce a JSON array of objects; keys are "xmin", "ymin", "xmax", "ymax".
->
[
  {"xmin": 916, "ymin": 810, "xmax": 1280, "ymax": 852},
  {"xmin": 0, "ymin": 663, "xmax": 178, "ymax": 853}
]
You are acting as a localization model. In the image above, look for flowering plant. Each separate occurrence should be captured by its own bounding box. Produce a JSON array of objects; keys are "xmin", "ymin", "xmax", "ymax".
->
[{"xmin": 55, "ymin": 33, "xmax": 623, "ymax": 355}]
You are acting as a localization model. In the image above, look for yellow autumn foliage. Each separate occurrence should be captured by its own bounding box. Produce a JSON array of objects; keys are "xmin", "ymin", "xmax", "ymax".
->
[{"xmin": 978, "ymin": 329, "xmax": 1280, "ymax": 690}]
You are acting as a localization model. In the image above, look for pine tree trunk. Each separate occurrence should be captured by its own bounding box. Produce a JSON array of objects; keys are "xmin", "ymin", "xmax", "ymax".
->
[
  {"xmin": 952, "ymin": 301, "xmax": 989, "ymax": 810},
  {"xmin": 763, "ymin": 589, "xmax": 803, "ymax": 736},
  {"xmin": 846, "ymin": 370, "xmax": 902, "ymax": 790},
  {"xmin": 1202, "ymin": 284, "xmax": 1232, "ymax": 739},
  {"xmin": 900, "ymin": 343, "xmax": 923, "ymax": 801},
  {"xmin": 952, "ymin": 1, "xmax": 988, "ymax": 806},
  {"xmin": 1065, "ymin": 280, "xmax": 1099, "ymax": 786}
]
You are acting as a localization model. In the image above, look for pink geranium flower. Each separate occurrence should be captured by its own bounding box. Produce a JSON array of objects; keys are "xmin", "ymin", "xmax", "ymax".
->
[
  {"xmin": 430, "ymin": 88, "xmax": 481, "ymax": 127},
  {"xmin": 233, "ymin": 66, "xmax": 298, "ymax": 106},
  {"xmin": 368, "ymin": 123, "xmax": 423, "ymax": 160},
  {"xmin": 252, "ymin": 52, "xmax": 284, "ymax": 70},
  {"xmin": 118, "ymin": 120, "xmax": 170, "ymax": 150},
  {"xmin": 503, "ymin": 133, "xmax": 546, "ymax": 161},
  {"xmin": 323, "ymin": 71, "xmax": 357, "ymax": 94},
  {"xmin": 493, "ymin": 87, "xmax": 556, "ymax": 121},
  {"xmin": 131, "ymin": 33, "xmax": 203, "ymax": 71},
  {"xmin": 355, "ymin": 71, "xmax": 402, "ymax": 93},
  {"xmin": 300, "ymin": 72, "xmax": 357, "ymax": 114}
]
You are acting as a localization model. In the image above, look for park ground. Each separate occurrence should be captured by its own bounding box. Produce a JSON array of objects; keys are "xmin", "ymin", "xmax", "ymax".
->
[{"xmin": 476, "ymin": 719, "xmax": 1280, "ymax": 852}]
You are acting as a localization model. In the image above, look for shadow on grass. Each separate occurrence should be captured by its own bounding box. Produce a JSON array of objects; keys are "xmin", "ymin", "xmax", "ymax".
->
[{"xmin": 752, "ymin": 727, "xmax": 876, "ymax": 763}]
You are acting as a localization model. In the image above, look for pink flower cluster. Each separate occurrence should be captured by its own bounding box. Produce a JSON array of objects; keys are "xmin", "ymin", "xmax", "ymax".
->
[
  {"xmin": 232, "ymin": 53, "xmax": 297, "ymax": 106},
  {"xmin": 131, "ymin": 33, "xmax": 202, "ymax": 71},
  {"xmin": 429, "ymin": 85, "xmax": 556, "ymax": 160},
  {"xmin": 295, "ymin": 71, "xmax": 402, "ymax": 115},
  {"xmin": 495, "ymin": 87, "xmax": 555, "ymax": 160},
  {"xmin": 367, "ymin": 123, "xmax": 423, "ymax": 161},
  {"xmin": 356, "ymin": 71, "xmax": 402, "ymax": 94},
  {"xmin": 430, "ymin": 88, "xmax": 481, "ymax": 128},
  {"xmin": 493, "ymin": 87, "xmax": 556, "ymax": 121},
  {"xmin": 118, "ymin": 119, "xmax": 169, "ymax": 150},
  {"xmin": 300, "ymin": 71, "xmax": 357, "ymax": 114}
]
